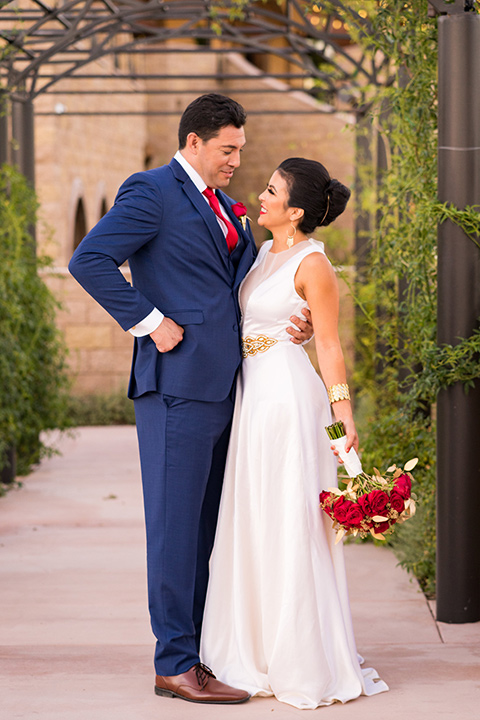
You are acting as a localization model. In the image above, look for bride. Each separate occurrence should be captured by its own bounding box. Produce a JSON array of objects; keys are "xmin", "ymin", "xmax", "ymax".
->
[{"xmin": 200, "ymin": 157, "xmax": 389, "ymax": 709}]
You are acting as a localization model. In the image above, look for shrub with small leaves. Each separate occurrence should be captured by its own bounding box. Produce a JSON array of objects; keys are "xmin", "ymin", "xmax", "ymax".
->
[{"xmin": 0, "ymin": 165, "xmax": 71, "ymax": 477}]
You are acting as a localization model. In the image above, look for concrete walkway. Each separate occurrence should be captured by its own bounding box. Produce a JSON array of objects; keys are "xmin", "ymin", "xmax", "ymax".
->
[{"xmin": 0, "ymin": 426, "xmax": 479, "ymax": 719}]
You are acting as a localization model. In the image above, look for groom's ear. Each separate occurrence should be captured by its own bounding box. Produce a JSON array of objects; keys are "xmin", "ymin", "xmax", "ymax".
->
[{"xmin": 186, "ymin": 132, "xmax": 201, "ymax": 155}]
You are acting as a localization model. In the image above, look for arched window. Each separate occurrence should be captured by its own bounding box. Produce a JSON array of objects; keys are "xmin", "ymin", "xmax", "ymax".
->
[
  {"xmin": 144, "ymin": 153, "xmax": 153, "ymax": 171},
  {"xmin": 73, "ymin": 198, "xmax": 86, "ymax": 250},
  {"xmin": 100, "ymin": 197, "xmax": 108, "ymax": 219}
]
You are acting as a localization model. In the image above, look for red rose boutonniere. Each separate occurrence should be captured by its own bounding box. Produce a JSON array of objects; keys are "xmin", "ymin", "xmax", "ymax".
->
[{"xmin": 231, "ymin": 202, "xmax": 249, "ymax": 231}]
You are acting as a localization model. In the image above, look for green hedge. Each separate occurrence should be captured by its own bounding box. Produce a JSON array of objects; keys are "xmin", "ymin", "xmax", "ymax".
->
[
  {"xmin": 67, "ymin": 393, "xmax": 136, "ymax": 427},
  {"xmin": 0, "ymin": 165, "xmax": 71, "ymax": 481}
]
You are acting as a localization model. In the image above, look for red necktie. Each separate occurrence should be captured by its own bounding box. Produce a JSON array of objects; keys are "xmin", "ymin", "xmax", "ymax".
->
[{"xmin": 203, "ymin": 187, "xmax": 238, "ymax": 253}]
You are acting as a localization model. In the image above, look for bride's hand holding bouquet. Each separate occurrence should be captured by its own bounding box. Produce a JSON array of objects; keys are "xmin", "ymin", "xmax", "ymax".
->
[
  {"xmin": 327, "ymin": 412, "xmax": 363, "ymax": 479},
  {"xmin": 324, "ymin": 381, "xmax": 359, "ymax": 464},
  {"xmin": 332, "ymin": 404, "xmax": 358, "ymax": 452},
  {"xmin": 321, "ymin": 420, "xmax": 417, "ymax": 543}
]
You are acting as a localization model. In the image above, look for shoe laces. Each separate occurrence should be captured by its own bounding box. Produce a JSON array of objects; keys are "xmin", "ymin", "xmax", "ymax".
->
[{"xmin": 194, "ymin": 662, "xmax": 215, "ymax": 689}]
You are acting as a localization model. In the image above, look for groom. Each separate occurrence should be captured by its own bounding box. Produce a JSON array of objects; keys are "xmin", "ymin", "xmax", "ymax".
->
[{"xmin": 69, "ymin": 93, "xmax": 311, "ymax": 704}]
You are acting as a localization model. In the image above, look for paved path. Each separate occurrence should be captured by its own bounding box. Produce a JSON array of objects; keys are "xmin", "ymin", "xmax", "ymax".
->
[{"xmin": 1, "ymin": 426, "xmax": 479, "ymax": 719}]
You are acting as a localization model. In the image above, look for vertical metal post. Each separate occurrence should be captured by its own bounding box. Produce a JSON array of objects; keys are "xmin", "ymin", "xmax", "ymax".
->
[
  {"xmin": 354, "ymin": 111, "xmax": 372, "ymax": 278},
  {"xmin": 21, "ymin": 99, "xmax": 36, "ymax": 247},
  {"xmin": 0, "ymin": 91, "xmax": 8, "ymax": 166},
  {"xmin": 21, "ymin": 99, "xmax": 35, "ymax": 189},
  {"xmin": 11, "ymin": 98, "xmax": 22, "ymax": 169},
  {"xmin": 436, "ymin": 12, "xmax": 480, "ymax": 623},
  {"xmin": 354, "ymin": 112, "xmax": 373, "ymax": 392},
  {"xmin": 11, "ymin": 97, "xmax": 35, "ymax": 184},
  {"xmin": 9, "ymin": 96, "xmax": 36, "ymax": 247},
  {"xmin": 374, "ymin": 106, "xmax": 389, "ymax": 376}
]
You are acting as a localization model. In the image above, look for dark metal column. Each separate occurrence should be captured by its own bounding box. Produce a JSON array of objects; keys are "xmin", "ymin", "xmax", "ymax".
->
[
  {"xmin": 11, "ymin": 97, "xmax": 35, "ymax": 185},
  {"xmin": 21, "ymin": 99, "xmax": 35, "ymax": 189},
  {"xmin": 11, "ymin": 98, "xmax": 23, "ymax": 169},
  {"xmin": 436, "ymin": 11, "xmax": 480, "ymax": 623},
  {"xmin": 0, "ymin": 91, "xmax": 8, "ymax": 166},
  {"xmin": 354, "ymin": 111, "xmax": 372, "ymax": 279},
  {"xmin": 374, "ymin": 107, "xmax": 389, "ymax": 377},
  {"xmin": 353, "ymin": 112, "xmax": 372, "ymax": 397},
  {"xmin": 10, "ymin": 97, "xmax": 36, "ymax": 247},
  {"xmin": 21, "ymin": 98, "xmax": 37, "ymax": 247}
]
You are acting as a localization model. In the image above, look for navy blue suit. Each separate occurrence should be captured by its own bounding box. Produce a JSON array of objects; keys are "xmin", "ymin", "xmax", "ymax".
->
[{"xmin": 69, "ymin": 158, "xmax": 257, "ymax": 675}]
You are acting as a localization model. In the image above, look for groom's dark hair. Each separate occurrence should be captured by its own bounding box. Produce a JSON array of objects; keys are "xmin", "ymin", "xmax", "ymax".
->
[{"xmin": 178, "ymin": 93, "xmax": 247, "ymax": 148}]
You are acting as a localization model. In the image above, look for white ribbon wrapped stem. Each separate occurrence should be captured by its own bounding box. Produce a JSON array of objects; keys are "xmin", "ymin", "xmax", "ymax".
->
[{"xmin": 330, "ymin": 435, "xmax": 363, "ymax": 478}]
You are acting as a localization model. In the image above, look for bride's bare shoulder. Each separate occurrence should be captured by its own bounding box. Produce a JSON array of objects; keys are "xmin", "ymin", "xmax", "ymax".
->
[{"xmin": 297, "ymin": 250, "xmax": 336, "ymax": 285}]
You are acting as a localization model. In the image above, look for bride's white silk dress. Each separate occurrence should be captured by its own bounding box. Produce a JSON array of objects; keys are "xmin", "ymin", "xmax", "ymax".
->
[{"xmin": 200, "ymin": 239, "xmax": 388, "ymax": 709}]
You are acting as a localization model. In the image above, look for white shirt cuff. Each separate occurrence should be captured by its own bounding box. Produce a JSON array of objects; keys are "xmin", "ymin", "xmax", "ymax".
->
[{"xmin": 129, "ymin": 308, "xmax": 165, "ymax": 337}]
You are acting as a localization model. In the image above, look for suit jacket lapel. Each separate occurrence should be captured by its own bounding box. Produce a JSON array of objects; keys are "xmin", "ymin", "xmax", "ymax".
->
[
  {"xmin": 217, "ymin": 189, "xmax": 249, "ymax": 244},
  {"xmin": 169, "ymin": 159, "xmax": 230, "ymax": 269},
  {"xmin": 211, "ymin": 189, "xmax": 255, "ymax": 283},
  {"xmin": 169, "ymin": 159, "xmax": 256, "ymax": 279},
  {"xmin": 216, "ymin": 189, "xmax": 257, "ymax": 283}
]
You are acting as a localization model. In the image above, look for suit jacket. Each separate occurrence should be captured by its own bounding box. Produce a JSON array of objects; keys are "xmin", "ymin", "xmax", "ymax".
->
[{"xmin": 68, "ymin": 158, "xmax": 257, "ymax": 402}]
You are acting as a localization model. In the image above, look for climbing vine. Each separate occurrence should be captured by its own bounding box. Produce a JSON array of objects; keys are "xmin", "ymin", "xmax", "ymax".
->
[{"xmin": 320, "ymin": 0, "xmax": 479, "ymax": 596}]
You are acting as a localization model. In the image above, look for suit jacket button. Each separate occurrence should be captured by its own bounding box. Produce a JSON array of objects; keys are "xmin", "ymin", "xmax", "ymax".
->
[{"xmin": 233, "ymin": 324, "xmax": 238, "ymax": 332}]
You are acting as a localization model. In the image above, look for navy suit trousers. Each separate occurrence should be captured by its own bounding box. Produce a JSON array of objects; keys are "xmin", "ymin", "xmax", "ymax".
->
[{"xmin": 133, "ymin": 390, "xmax": 234, "ymax": 676}]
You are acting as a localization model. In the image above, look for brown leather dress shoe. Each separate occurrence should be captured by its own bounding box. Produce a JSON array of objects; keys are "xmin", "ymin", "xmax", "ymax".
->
[{"xmin": 155, "ymin": 662, "xmax": 250, "ymax": 704}]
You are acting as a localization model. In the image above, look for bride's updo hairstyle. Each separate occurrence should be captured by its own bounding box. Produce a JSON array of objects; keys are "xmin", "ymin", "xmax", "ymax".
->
[{"xmin": 277, "ymin": 158, "xmax": 351, "ymax": 235}]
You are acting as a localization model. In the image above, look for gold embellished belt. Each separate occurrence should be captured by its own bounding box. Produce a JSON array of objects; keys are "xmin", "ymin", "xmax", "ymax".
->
[{"xmin": 242, "ymin": 334, "xmax": 278, "ymax": 358}]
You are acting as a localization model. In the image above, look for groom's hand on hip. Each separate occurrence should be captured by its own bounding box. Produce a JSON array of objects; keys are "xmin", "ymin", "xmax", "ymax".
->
[
  {"xmin": 150, "ymin": 317, "xmax": 184, "ymax": 353},
  {"xmin": 287, "ymin": 308, "xmax": 314, "ymax": 345}
]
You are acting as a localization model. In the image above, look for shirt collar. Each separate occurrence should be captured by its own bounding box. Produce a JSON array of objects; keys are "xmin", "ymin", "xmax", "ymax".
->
[{"xmin": 174, "ymin": 150, "xmax": 208, "ymax": 195}]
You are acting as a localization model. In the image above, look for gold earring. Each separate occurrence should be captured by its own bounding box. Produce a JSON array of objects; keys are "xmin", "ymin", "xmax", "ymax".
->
[{"xmin": 286, "ymin": 224, "xmax": 296, "ymax": 249}]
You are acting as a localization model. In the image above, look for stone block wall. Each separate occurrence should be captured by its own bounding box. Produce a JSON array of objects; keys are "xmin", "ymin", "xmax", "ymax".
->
[
  {"xmin": 35, "ymin": 56, "xmax": 147, "ymax": 395},
  {"xmin": 42, "ymin": 269, "xmax": 134, "ymax": 395}
]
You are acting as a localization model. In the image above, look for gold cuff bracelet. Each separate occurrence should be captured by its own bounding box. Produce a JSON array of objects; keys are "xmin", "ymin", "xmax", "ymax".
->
[{"xmin": 327, "ymin": 383, "xmax": 350, "ymax": 404}]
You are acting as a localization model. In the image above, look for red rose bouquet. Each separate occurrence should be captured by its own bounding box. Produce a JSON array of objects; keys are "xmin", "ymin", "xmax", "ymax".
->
[{"xmin": 320, "ymin": 421, "xmax": 417, "ymax": 543}]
